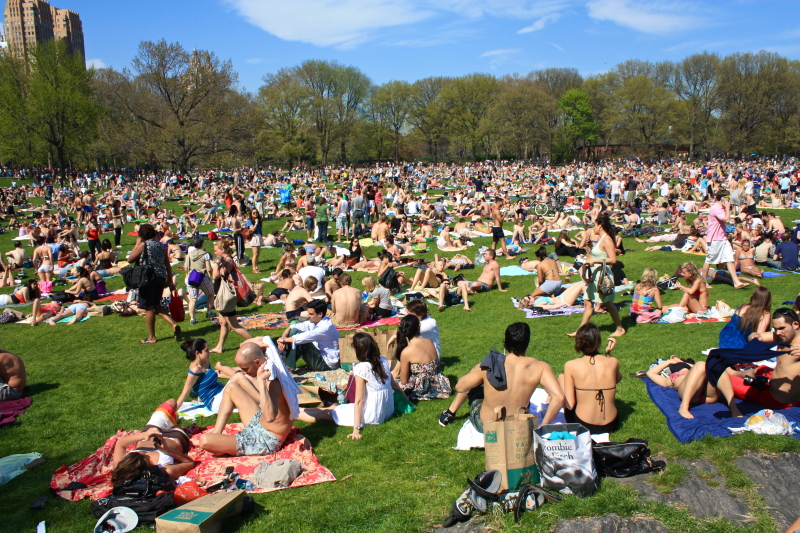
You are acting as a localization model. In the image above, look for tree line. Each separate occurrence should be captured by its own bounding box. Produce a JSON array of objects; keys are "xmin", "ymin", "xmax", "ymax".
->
[{"xmin": 0, "ymin": 39, "xmax": 798, "ymax": 174}]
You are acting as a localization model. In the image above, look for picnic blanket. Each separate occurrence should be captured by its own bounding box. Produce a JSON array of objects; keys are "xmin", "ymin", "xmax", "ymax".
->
[
  {"xmin": 643, "ymin": 376, "xmax": 800, "ymax": 444},
  {"xmin": 96, "ymin": 289, "xmax": 128, "ymax": 302},
  {"xmin": 50, "ymin": 425, "xmax": 335, "ymax": 500},
  {"xmin": 524, "ymin": 306, "xmax": 584, "ymax": 318},
  {"xmin": 0, "ymin": 397, "xmax": 32, "ymax": 427},
  {"xmin": 212, "ymin": 313, "xmax": 289, "ymax": 331},
  {"xmin": 336, "ymin": 316, "xmax": 401, "ymax": 331}
]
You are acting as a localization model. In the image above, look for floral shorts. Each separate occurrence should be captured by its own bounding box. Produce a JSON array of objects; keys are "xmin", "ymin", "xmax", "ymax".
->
[{"xmin": 235, "ymin": 410, "xmax": 283, "ymax": 456}]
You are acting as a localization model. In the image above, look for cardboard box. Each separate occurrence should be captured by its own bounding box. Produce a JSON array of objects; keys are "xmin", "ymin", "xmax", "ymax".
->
[
  {"xmin": 296, "ymin": 384, "xmax": 337, "ymax": 407},
  {"xmin": 156, "ymin": 490, "xmax": 244, "ymax": 533},
  {"xmin": 339, "ymin": 329, "xmax": 397, "ymax": 370},
  {"xmin": 484, "ymin": 411, "xmax": 539, "ymax": 491}
]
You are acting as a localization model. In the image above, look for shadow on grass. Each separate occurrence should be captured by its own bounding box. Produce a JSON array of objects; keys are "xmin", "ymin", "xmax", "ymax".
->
[
  {"xmin": 298, "ymin": 420, "xmax": 338, "ymax": 448},
  {"xmin": 25, "ymin": 382, "xmax": 59, "ymax": 396}
]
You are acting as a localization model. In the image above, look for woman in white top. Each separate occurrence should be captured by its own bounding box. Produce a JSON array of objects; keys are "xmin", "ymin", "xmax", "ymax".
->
[{"xmin": 297, "ymin": 332, "xmax": 403, "ymax": 439}]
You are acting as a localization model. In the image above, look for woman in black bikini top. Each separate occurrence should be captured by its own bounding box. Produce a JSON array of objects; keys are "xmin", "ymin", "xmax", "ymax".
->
[{"xmin": 559, "ymin": 323, "xmax": 622, "ymax": 435}]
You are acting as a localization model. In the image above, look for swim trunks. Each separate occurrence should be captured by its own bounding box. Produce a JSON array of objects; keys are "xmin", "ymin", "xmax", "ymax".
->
[{"xmin": 235, "ymin": 410, "xmax": 283, "ymax": 456}]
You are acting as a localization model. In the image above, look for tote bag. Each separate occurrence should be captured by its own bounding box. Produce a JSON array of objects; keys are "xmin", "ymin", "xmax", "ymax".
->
[{"xmin": 215, "ymin": 277, "xmax": 237, "ymax": 313}]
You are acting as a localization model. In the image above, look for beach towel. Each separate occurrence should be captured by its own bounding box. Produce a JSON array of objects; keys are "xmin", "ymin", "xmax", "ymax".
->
[
  {"xmin": 0, "ymin": 397, "xmax": 32, "ymax": 427},
  {"xmin": 761, "ymin": 272, "xmax": 786, "ymax": 278},
  {"xmin": 211, "ymin": 313, "xmax": 289, "ymax": 331},
  {"xmin": 336, "ymin": 316, "xmax": 401, "ymax": 331},
  {"xmin": 96, "ymin": 290, "xmax": 128, "ymax": 302},
  {"xmin": 50, "ymin": 425, "xmax": 335, "ymax": 501},
  {"xmin": 524, "ymin": 306, "xmax": 585, "ymax": 319},
  {"xmin": 643, "ymin": 376, "xmax": 800, "ymax": 444},
  {"xmin": 177, "ymin": 401, "xmax": 217, "ymax": 420},
  {"xmin": 499, "ymin": 265, "xmax": 536, "ymax": 277}
]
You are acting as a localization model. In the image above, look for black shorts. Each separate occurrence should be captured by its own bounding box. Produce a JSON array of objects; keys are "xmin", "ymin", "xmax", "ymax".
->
[
  {"xmin": 270, "ymin": 287, "xmax": 290, "ymax": 298},
  {"xmin": 219, "ymin": 309, "xmax": 238, "ymax": 318},
  {"xmin": 286, "ymin": 309, "xmax": 302, "ymax": 320},
  {"xmin": 491, "ymin": 226, "xmax": 504, "ymax": 242}
]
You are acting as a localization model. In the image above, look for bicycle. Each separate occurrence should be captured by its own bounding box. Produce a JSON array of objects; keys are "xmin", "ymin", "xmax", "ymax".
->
[{"xmin": 533, "ymin": 194, "xmax": 566, "ymax": 216}]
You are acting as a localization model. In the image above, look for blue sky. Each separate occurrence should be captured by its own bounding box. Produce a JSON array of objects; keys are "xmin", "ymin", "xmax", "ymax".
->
[{"xmin": 3, "ymin": 0, "xmax": 800, "ymax": 93}]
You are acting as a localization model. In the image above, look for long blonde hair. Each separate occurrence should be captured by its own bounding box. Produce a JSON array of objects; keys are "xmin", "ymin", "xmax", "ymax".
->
[
  {"xmin": 640, "ymin": 267, "xmax": 658, "ymax": 288},
  {"xmin": 362, "ymin": 275, "xmax": 376, "ymax": 292}
]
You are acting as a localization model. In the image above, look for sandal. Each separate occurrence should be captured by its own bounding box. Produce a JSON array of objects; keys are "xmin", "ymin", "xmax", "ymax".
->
[
  {"xmin": 173, "ymin": 326, "xmax": 182, "ymax": 341},
  {"xmin": 467, "ymin": 469, "xmax": 502, "ymax": 512},
  {"xmin": 140, "ymin": 339, "xmax": 156, "ymax": 344}
]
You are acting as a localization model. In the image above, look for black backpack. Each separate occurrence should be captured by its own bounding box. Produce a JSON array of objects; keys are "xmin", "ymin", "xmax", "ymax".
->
[
  {"xmin": 113, "ymin": 466, "xmax": 175, "ymax": 500},
  {"xmin": 91, "ymin": 492, "xmax": 175, "ymax": 524},
  {"xmin": 378, "ymin": 267, "xmax": 400, "ymax": 291}
]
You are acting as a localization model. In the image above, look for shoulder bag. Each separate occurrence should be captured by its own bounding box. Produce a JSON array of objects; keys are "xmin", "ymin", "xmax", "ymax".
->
[
  {"xmin": 596, "ymin": 260, "xmax": 615, "ymax": 296},
  {"xmin": 592, "ymin": 438, "xmax": 666, "ymax": 478},
  {"xmin": 215, "ymin": 274, "xmax": 237, "ymax": 313},
  {"xmin": 123, "ymin": 242, "xmax": 155, "ymax": 290}
]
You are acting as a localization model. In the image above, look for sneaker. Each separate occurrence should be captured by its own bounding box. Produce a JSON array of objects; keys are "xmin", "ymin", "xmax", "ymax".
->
[
  {"xmin": 438, "ymin": 409, "xmax": 455, "ymax": 427},
  {"xmin": 206, "ymin": 311, "xmax": 216, "ymax": 319},
  {"xmin": 518, "ymin": 257, "xmax": 528, "ymax": 265},
  {"xmin": 190, "ymin": 318, "xmax": 198, "ymax": 325}
]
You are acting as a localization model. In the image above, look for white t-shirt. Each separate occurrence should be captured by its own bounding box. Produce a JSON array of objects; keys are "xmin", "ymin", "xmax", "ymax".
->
[
  {"xmin": 609, "ymin": 179, "xmax": 622, "ymax": 195},
  {"xmin": 298, "ymin": 266, "xmax": 325, "ymax": 288},
  {"xmin": 419, "ymin": 316, "xmax": 441, "ymax": 356}
]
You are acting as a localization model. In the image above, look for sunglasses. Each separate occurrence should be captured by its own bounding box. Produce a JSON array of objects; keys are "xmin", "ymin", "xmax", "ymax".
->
[{"xmin": 775, "ymin": 308, "xmax": 800, "ymax": 323}]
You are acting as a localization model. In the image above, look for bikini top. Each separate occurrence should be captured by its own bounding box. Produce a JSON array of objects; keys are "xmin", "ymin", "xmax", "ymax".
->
[{"xmin": 574, "ymin": 354, "xmax": 616, "ymax": 419}]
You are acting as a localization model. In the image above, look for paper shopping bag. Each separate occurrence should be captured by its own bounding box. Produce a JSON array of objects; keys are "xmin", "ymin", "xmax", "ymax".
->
[{"xmin": 483, "ymin": 408, "xmax": 539, "ymax": 491}]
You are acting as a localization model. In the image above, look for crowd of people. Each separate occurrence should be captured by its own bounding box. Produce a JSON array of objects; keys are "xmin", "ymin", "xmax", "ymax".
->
[{"xmin": 3, "ymin": 157, "xmax": 800, "ymax": 516}]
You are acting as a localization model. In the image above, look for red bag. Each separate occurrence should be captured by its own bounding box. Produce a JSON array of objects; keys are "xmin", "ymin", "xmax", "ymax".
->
[
  {"xmin": 207, "ymin": 231, "xmax": 218, "ymax": 241},
  {"xmin": 230, "ymin": 267, "xmax": 256, "ymax": 307},
  {"xmin": 344, "ymin": 374, "xmax": 357, "ymax": 404},
  {"xmin": 169, "ymin": 290, "xmax": 185, "ymax": 322},
  {"xmin": 173, "ymin": 480, "xmax": 209, "ymax": 505}
]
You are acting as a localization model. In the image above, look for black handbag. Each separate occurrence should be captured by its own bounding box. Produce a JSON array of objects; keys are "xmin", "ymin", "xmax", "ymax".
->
[
  {"xmin": 378, "ymin": 266, "xmax": 400, "ymax": 290},
  {"xmin": 592, "ymin": 438, "xmax": 666, "ymax": 478},
  {"xmin": 112, "ymin": 466, "xmax": 175, "ymax": 500},
  {"xmin": 123, "ymin": 242, "xmax": 155, "ymax": 290}
]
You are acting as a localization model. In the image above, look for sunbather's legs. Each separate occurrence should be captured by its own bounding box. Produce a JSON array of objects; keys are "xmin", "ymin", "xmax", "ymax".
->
[
  {"xmin": 714, "ymin": 371, "xmax": 744, "ymax": 417},
  {"xmin": 296, "ymin": 406, "xmax": 335, "ymax": 423},
  {"xmin": 677, "ymin": 362, "xmax": 708, "ymax": 419},
  {"xmin": 210, "ymin": 381, "xmax": 260, "ymax": 435}
]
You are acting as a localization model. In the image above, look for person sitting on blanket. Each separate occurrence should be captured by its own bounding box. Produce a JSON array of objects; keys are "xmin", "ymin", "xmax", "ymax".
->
[
  {"xmin": 0, "ymin": 349, "xmax": 26, "ymax": 400},
  {"xmin": 437, "ymin": 322, "xmax": 565, "ymax": 429},
  {"xmin": 176, "ymin": 338, "xmax": 238, "ymax": 412},
  {"xmin": 629, "ymin": 268, "xmax": 663, "ymax": 322},
  {"xmin": 517, "ymin": 281, "xmax": 588, "ymax": 311},
  {"xmin": 277, "ymin": 299, "xmax": 340, "ymax": 372},
  {"xmin": 390, "ymin": 315, "xmax": 451, "ymax": 400},
  {"xmin": 284, "ymin": 276, "xmax": 317, "ymax": 321},
  {"xmin": 520, "ymin": 247, "xmax": 562, "ymax": 305},
  {"xmin": 111, "ymin": 400, "xmax": 196, "ymax": 483},
  {"xmin": 455, "ymin": 248, "xmax": 506, "ymax": 312},
  {"xmin": 297, "ymin": 332, "xmax": 404, "ymax": 440},
  {"xmin": 557, "ymin": 324, "xmax": 621, "ymax": 434},
  {"xmin": 663, "ymin": 262, "xmax": 709, "ymax": 314},
  {"xmin": 199, "ymin": 337, "xmax": 298, "ymax": 456},
  {"xmin": 712, "ymin": 308, "xmax": 800, "ymax": 417},
  {"xmin": 646, "ymin": 356, "xmax": 720, "ymax": 420},
  {"xmin": 330, "ymin": 273, "xmax": 368, "ymax": 329}
]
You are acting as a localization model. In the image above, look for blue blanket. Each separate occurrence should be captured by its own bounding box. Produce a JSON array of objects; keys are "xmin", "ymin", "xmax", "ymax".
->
[
  {"xmin": 643, "ymin": 377, "xmax": 800, "ymax": 443},
  {"xmin": 499, "ymin": 265, "xmax": 536, "ymax": 276}
]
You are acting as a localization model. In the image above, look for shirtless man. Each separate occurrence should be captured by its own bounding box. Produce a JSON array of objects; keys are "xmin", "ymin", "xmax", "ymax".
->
[
  {"xmin": 437, "ymin": 322, "xmax": 564, "ymax": 429},
  {"xmin": 490, "ymin": 198, "xmax": 509, "ymax": 257},
  {"xmin": 455, "ymin": 249, "xmax": 506, "ymax": 311},
  {"xmin": 715, "ymin": 308, "xmax": 800, "ymax": 417},
  {"xmin": 0, "ymin": 350, "xmax": 26, "ymax": 400},
  {"xmin": 266, "ymin": 269, "xmax": 295, "ymax": 303},
  {"xmin": 330, "ymin": 273, "xmax": 368, "ymax": 328},
  {"xmin": 5, "ymin": 241, "xmax": 26, "ymax": 269},
  {"xmin": 32, "ymin": 237, "xmax": 54, "ymax": 282},
  {"xmin": 324, "ymin": 268, "xmax": 343, "ymax": 301},
  {"xmin": 371, "ymin": 215, "xmax": 391, "ymax": 244},
  {"xmin": 199, "ymin": 338, "xmax": 295, "ymax": 456},
  {"xmin": 284, "ymin": 276, "xmax": 316, "ymax": 320},
  {"xmin": 764, "ymin": 212, "xmax": 786, "ymax": 239}
]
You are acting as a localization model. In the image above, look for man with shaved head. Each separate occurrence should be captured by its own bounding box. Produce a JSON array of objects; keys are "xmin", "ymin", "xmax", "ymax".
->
[{"xmin": 198, "ymin": 337, "xmax": 298, "ymax": 456}]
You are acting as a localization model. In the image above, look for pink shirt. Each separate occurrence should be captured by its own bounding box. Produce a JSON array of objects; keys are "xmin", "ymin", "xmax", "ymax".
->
[{"xmin": 706, "ymin": 202, "xmax": 727, "ymax": 242}]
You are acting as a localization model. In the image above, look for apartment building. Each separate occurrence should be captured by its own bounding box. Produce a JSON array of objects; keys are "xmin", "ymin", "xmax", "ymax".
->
[{"xmin": 2, "ymin": 0, "xmax": 84, "ymax": 58}]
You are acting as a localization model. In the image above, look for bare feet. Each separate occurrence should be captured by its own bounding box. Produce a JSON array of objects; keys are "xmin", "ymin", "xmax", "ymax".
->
[
  {"xmin": 729, "ymin": 406, "xmax": 744, "ymax": 417},
  {"xmin": 47, "ymin": 319, "xmax": 57, "ymax": 326},
  {"xmin": 567, "ymin": 331, "xmax": 577, "ymax": 337},
  {"xmin": 210, "ymin": 347, "xmax": 223, "ymax": 354},
  {"xmin": 733, "ymin": 283, "xmax": 748, "ymax": 289},
  {"xmin": 438, "ymin": 305, "xmax": 445, "ymax": 312},
  {"xmin": 610, "ymin": 328, "xmax": 626, "ymax": 337},
  {"xmin": 678, "ymin": 407, "xmax": 695, "ymax": 419}
]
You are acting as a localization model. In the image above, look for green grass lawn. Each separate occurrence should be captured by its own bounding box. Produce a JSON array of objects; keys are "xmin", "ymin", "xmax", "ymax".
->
[{"xmin": 1, "ymin": 185, "xmax": 800, "ymax": 532}]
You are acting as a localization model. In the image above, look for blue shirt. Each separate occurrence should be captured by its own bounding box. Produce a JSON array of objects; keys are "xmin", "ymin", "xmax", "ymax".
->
[
  {"xmin": 775, "ymin": 241, "xmax": 799, "ymax": 269},
  {"xmin": 188, "ymin": 368, "xmax": 224, "ymax": 409}
]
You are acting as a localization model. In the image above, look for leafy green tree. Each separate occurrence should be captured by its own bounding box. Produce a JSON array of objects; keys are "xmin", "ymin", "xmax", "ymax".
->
[
  {"xmin": 440, "ymin": 73, "xmax": 499, "ymax": 160},
  {"xmin": 371, "ymin": 80, "xmax": 413, "ymax": 161},
  {"xmin": 489, "ymin": 75, "xmax": 557, "ymax": 159},
  {"xmin": 407, "ymin": 77, "xmax": 451, "ymax": 161},
  {"xmin": 558, "ymin": 88, "xmax": 599, "ymax": 153},
  {"xmin": 671, "ymin": 52, "xmax": 720, "ymax": 155}
]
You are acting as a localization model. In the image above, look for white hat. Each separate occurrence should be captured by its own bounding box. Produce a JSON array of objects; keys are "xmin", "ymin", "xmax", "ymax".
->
[{"xmin": 94, "ymin": 506, "xmax": 138, "ymax": 533}]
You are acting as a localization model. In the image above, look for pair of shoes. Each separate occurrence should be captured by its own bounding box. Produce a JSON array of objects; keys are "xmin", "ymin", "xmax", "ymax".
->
[
  {"xmin": 439, "ymin": 409, "xmax": 455, "ymax": 426},
  {"xmin": 518, "ymin": 257, "xmax": 528, "ymax": 265},
  {"xmin": 206, "ymin": 311, "xmax": 216, "ymax": 319},
  {"xmin": 190, "ymin": 318, "xmax": 198, "ymax": 325}
]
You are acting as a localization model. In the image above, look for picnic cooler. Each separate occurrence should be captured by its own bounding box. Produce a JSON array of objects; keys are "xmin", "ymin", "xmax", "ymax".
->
[
  {"xmin": 483, "ymin": 408, "xmax": 539, "ymax": 491},
  {"xmin": 156, "ymin": 490, "xmax": 245, "ymax": 533},
  {"xmin": 338, "ymin": 329, "xmax": 396, "ymax": 371},
  {"xmin": 534, "ymin": 423, "xmax": 598, "ymax": 496}
]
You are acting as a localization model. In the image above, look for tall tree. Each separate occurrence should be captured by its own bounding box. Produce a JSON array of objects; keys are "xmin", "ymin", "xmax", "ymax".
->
[
  {"xmin": 440, "ymin": 73, "xmax": 499, "ymax": 160},
  {"xmin": 257, "ymin": 68, "xmax": 315, "ymax": 165},
  {"xmin": 489, "ymin": 75, "xmax": 557, "ymax": 159},
  {"xmin": 530, "ymin": 67, "xmax": 583, "ymax": 100},
  {"xmin": 407, "ymin": 77, "xmax": 451, "ymax": 161},
  {"xmin": 371, "ymin": 80, "xmax": 412, "ymax": 161},
  {"xmin": 558, "ymin": 88, "xmax": 599, "ymax": 153},
  {"xmin": 671, "ymin": 52, "xmax": 720, "ymax": 155}
]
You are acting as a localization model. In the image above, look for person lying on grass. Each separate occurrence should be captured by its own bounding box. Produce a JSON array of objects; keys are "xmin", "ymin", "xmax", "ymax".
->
[
  {"xmin": 297, "ymin": 332, "xmax": 406, "ymax": 439},
  {"xmin": 455, "ymin": 248, "xmax": 506, "ymax": 312},
  {"xmin": 199, "ymin": 337, "xmax": 297, "ymax": 456},
  {"xmin": 517, "ymin": 282, "xmax": 588, "ymax": 311},
  {"xmin": 437, "ymin": 322, "xmax": 564, "ymax": 429},
  {"xmin": 111, "ymin": 399, "xmax": 195, "ymax": 483}
]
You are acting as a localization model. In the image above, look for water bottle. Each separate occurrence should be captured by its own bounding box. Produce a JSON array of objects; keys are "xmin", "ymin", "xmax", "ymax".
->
[{"xmin": 315, "ymin": 374, "xmax": 326, "ymax": 382}]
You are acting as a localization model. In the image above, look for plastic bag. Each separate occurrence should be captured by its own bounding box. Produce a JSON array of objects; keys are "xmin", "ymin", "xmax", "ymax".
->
[
  {"xmin": 169, "ymin": 290, "xmax": 185, "ymax": 322},
  {"xmin": 173, "ymin": 480, "xmax": 209, "ymax": 505},
  {"xmin": 730, "ymin": 409, "xmax": 796, "ymax": 436}
]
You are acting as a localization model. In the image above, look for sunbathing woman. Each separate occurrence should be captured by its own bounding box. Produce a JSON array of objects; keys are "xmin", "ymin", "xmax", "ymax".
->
[
  {"xmin": 734, "ymin": 239, "xmax": 763, "ymax": 278},
  {"xmin": 111, "ymin": 400, "xmax": 195, "ymax": 484},
  {"xmin": 629, "ymin": 268, "xmax": 663, "ymax": 322},
  {"xmin": 297, "ymin": 332, "xmax": 404, "ymax": 439},
  {"xmin": 64, "ymin": 267, "xmax": 98, "ymax": 302},
  {"xmin": 559, "ymin": 323, "xmax": 621, "ymax": 434},
  {"xmin": 518, "ymin": 281, "xmax": 587, "ymax": 310},
  {"xmin": 270, "ymin": 244, "xmax": 298, "ymax": 279},
  {"xmin": 646, "ymin": 356, "xmax": 720, "ymax": 420},
  {"xmin": 664, "ymin": 262, "xmax": 709, "ymax": 313},
  {"xmin": 28, "ymin": 301, "xmax": 62, "ymax": 326},
  {"xmin": 0, "ymin": 280, "xmax": 42, "ymax": 319},
  {"xmin": 176, "ymin": 338, "xmax": 236, "ymax": 412},
  {"xmin": 392, "ymin": 315, "xmax": 451, "ymax": 400}
]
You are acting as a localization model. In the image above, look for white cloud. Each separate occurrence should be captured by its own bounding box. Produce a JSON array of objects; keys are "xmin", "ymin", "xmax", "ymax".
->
[
  {"xmin": 518, "ymin": 13, "xmax": 562, "ymax": 34},
  {"xmin": 586, "ymin": 0, "xmax": 704, "ymax": 35},
  {"xmin": 545, "ymin": 41, "xmax": 566, "ymax": 52},
  {"xmin": 86, "ymin": 58, "xmax": 106, "ymax": 69},
  {"xmin": 222, "ymin": 0, "xmax": 572, "ymax": 48},
  {"xmin": 479, "ymin": 48, "xmax": 521, "ymax": 57},
  {"xmin": 244, "ymin": 57, "xmax": 263, "ymax": 64}
]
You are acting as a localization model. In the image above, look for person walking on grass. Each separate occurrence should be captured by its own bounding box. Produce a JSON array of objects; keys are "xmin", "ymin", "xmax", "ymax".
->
[{"xmin": 700, "ymin": 191, "xmax": 747, "ymax": 289}]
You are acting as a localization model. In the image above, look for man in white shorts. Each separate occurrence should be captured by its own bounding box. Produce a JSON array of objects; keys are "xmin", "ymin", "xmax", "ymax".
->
[{"xmin": 700, "ymin": 191, "xmax": 746, "ymax": 289}]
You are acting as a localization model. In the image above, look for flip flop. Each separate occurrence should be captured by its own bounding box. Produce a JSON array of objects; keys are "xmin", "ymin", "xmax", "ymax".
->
[
  {"xmin": 140, "ymin": 339, "xmax": 156, "ymax": 344},
  {"xmin": 174, "ymin": 326, "xmax": 182, "ymax": 341}
]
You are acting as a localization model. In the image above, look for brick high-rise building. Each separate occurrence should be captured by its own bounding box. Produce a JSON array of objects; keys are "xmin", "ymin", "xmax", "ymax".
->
[{"xmin": 2, "ymin": 0, "xmax": 84, "ymax": 59}]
